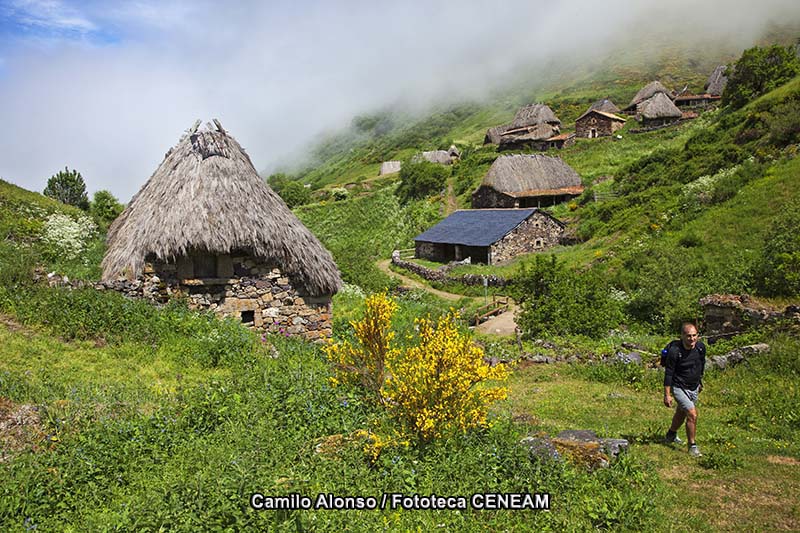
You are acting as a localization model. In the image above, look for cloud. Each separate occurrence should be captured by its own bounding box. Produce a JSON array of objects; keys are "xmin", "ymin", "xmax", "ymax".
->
[{"xmin": 0, "ymin": 0, "xmax": 799, "ymax": 202}]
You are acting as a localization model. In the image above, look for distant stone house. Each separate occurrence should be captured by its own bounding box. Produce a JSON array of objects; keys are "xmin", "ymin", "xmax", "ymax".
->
[
  {"xmin": 485, "ymin": 103, "xmax": 563, "ymax": 147},
  {"xmin": 101, "ymin": 120, "xmax": 342, "ymax": 341},
  {"xmin": 636, "ymin": 92, "xmax": 683, "ymax": 127},
  {"xmin": 575, "ymin": 109, "xmax": 626, "ymax": 138},
  {"xmin": 379, "ymin": 161, "xmax": 402, "ymax": 175},
  {"xmin": 472, "ymin": 154, "xmax": 584, "ymax": 208},
  {"xmin": 414, "ymin": 208, "xmax": 565, "ymax": 265},
  {"xmin": 623, "ymin": 80, "xmax": 673, "ymax": 114}
]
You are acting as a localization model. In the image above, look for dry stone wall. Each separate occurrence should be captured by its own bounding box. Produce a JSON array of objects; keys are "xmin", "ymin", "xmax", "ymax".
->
[{"xmin": 490, "ymin": 214, "xmax": 563, "ymax": 264}]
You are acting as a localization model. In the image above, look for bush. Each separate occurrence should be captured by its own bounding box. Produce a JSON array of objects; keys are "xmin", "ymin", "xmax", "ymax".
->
[
  {"xmin": 89, "ymin": 190, "xmax": 124, "ymax": 227},
  {"xmin": 325, "ymin": 293, "xmax": 509, "ymax": 443},
  {"xmin": 722, "ymin": 44, "xmax": 800, "ymax": 110},
  {"xmin": 753, "ymin": 199, "xmax": 800, "ymax": 296},
  {"xmin": 512, "ymin": 255, "xmax": 625, "ymax": 338},
  {"xmin": 43, "ymin": 167, "xmax": 89, "ymax": 210},
  {"xmin": 40, "ymin": 212, "xmax": 97, "ymax": 261},
  {"xmin": 395, "ymin": 160, "xmax": 449, "ymax": 203}
]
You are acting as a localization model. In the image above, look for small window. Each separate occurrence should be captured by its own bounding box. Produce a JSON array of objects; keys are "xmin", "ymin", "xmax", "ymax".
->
[
  {"xmin": 241, "ymin": 310, "xmax": 255, "ymax": 324},
  {"xmin": 535, "ymin": 239, "xmax": 543, "ymax": 248}
]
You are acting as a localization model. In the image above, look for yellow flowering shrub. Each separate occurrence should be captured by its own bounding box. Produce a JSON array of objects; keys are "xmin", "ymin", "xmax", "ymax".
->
[
  {"xmin": 324, "ymin": 292, "xmax": 399, "ymax": 399},
  {"xmin": 383, "ymin": 312, "xmax": 510, "ymax": 441},
  {"xmin": 326, "ymin": 293, "xmax": 509, "ymax": 443}
]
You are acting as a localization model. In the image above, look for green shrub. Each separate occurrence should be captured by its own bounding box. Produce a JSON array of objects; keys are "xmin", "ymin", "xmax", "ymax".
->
[
  {"xmin": 395, "ymin": 160, "xmax": 450, "ymax": 203},
  {"xmin": 512, "ymin": 255, "xmax": 625, "ymax": 338},
  {"xmin": 722, "ymin": 44, "xmax": 800, "ymax": 110},
  {"xmin": 754, "ymin": 199, "xmax": 800, "ymax": 297}
]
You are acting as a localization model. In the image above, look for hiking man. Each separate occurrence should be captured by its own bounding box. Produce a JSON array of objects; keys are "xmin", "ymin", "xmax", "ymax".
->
[{"xmin": 663, "ymin": 322, "xmax": 706, "ymax": 457}]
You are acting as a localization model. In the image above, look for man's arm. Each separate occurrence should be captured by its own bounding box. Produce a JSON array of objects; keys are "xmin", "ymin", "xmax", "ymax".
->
[{"xmin": 663, "ymin": 344, "xmax": 676, "ymax": 407}]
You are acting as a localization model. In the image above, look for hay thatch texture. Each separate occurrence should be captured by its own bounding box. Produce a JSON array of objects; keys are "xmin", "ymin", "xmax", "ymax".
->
[
  {"xmin": 500, "ymin": 123, "xmax": 556, "ymax": 144},
  {"xmin": 482, "ymin": 154, "xmax": 582, "ymax": 195},
  {"xmin": 705, "ymin": 65, "xmax": 728, "ymax": 96},
  {"xmin": 414, "ymin": 150, "xmax": 452, "ymax": 165},
  {"xmin": 102, "ymin": 121, "xmax": 342, "ymax": 296},
  {"xmin": 484, "ymin": 124, "xmax": 510, "ymax": 144},
  {"xmin": 636, "ymin": 92, "xmax": 682, "ymax": 120},
  {"xmin": 379, "ymin": 161, "xmax": 402, "ymax": 175},
  {"xmin": 628, "ymin": 81, "xmax": 671, "ymax": 107},
  {"xmin": 511, "ymin": 103, "xmax": 561, "ymax": 128},
  {"xmin": 588, "ymin": 98, "xmax": 621, "ymax": 114}
]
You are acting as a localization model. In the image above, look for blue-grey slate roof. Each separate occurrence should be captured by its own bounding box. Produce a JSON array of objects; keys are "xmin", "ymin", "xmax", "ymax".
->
[{"xmin": 414, "ymin": 209, "xmax": 537, "ymax": 247}]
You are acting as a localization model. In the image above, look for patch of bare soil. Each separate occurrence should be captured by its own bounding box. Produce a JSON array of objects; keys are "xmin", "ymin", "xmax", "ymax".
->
[
  {"xmin": 767, "ymin": 455, "xmax": 800, "ymax": 466},
  {"xmin": 0, "ymin": 397, "xmax": 46, "ymax": 462},
  {"xmin": 0, "ymin": 313, "xmax": 32, "ymax": 336}
]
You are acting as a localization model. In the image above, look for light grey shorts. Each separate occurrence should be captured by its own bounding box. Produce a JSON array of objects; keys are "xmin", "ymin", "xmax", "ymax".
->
[{"xmin": 672, "ymin": 385, "xmax": 700, "ymax": 411}]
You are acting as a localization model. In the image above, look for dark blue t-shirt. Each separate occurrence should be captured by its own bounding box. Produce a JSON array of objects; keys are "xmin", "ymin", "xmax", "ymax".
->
[{"xmin": 663, "ymin": 340, "xmax": 706, "ymax": 390}]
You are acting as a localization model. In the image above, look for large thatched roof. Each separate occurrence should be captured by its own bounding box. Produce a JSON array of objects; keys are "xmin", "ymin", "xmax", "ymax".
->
[
  {"xmin": 705, "ymin": 65, "xmax": 728, "ymax": 96},
  {"xmin": 511, "ymin": 103, "xmax": 561, "ymax": 129},
  {"xmin": 637, "ymin": 92, "xmax": 682, "ymax": 120},
  {"xmin": 480, "ymin": 154, "xmax": 582, "ymax": 196},
  {"xmin": 628, "ymin": 81, "xmax": 672, "ymax": 107},
  {"xmin": 500, "ymin": 123, "xmax": 556, "ymax": 144},
  {"xmin": 102, "ymin": 120, "xmax": 342, "ymax": 296},
  {"xmin": 484, "ymin": 124, "xmax": 510, "ymax": 144},
  {"xmin": 589, "ymin": 98, "xmax": 621, "ymax": 114}
]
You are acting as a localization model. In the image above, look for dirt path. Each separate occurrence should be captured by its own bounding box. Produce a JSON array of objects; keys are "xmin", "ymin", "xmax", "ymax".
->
[
  {"xmin": 376, "ymin": 259, "xmax": 463, "ymax": 301},
  {"xmin": 376, "ymin": 260, "xmax": 519, "ymax": 334}
]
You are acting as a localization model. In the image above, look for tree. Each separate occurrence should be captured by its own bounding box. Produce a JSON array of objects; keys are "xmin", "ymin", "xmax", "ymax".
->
[
  {"xmin": 722, "ymin": 44, "xmax": 800, "ymax": 110},
  {"xmin": 277, "ymin": 181, "xmax": 311, "ymax": 208},
  {"xmin": 395, "ymin": 160, "xmax": 449, "ymax": 203},
  {"xmin": 90, "ymin": 190, "xmax": 124, "ymax": 226},
  {"xmin": 43, "ymin": 167, "xmax": 90, "ymax": 210}
]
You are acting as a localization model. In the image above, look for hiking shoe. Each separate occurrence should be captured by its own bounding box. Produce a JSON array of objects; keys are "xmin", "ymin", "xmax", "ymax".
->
[
  {"xmin": 688, "ymin": 444, "xmax": 702, "ymax": 457},
  {"xmin": 664, "ymin": 431, "xmax": 683, "ymax": 445}
]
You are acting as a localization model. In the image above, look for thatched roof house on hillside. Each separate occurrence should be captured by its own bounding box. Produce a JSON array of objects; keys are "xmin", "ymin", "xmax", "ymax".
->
[
  {"xmin": 624, "ymin": 81, "xmax": 672, "ymax": 112},
  {"xmin": 414, "ymin": 208, "xmax": 565, "ymax": 265},
  {"xmin": 472, "ymin": 154, "xmax": 584, "ymax": 208},
  {"xmin": 705, "ymin": 65, "xmax": 728, "ymax": 96},
  {"xmin": 484, "ymin": 103, "xmax": 562, "ymax": 146},
  {"xmin": 102, "ymin": 119, "xmax": 341, "ymax": 340},
  {"xmin": 511, "ymin": 103, "xmax": 561, "ymax": 129},
  {"xmin": 413, "ymin": 150, "xmax": 456, "ymax": 165},
  {"xmin": 588, "ymin": 98, "xmax": 621, "ymax": 114},
  {"xmin": 636, "ymin": 92, "xmax": 683, "ymax": 127}
]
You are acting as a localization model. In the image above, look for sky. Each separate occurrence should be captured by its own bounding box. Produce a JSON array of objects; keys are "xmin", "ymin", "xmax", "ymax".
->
[{"xmin": 1, "ymin": 0, "xmax": 799, "ymax": 203}]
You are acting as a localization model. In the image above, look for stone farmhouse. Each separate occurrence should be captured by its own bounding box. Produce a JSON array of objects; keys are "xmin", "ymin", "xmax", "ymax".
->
[
  {"xmin": 414, "ymin": 208, "xmax": 565, "ymax": 265},
  {"xmin": 636, "ymin": 91, "xmax": 683, "ymax": 127},
  {"xmin": 472, "ymin": 154, "xmax": 584, "ymax": 208},
  {"xmin": 622, "ymin": 80, "xmax": 673, "ymax": 114},
  {"xmin": 484, "ymin": 103, "xmax": 574, "ymax": 151},
  {"xmin": 101, "ymin": 120, "xmax": 342, "ymax": 341},
  {"xmin": 575, "ymin": 99, "xmax": 626, "ymax": 138}
]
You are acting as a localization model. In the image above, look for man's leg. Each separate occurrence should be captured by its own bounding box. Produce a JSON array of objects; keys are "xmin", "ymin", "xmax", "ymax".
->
[
  {"xmin": 669, "ymin": 407, "xmax": 687, "ymax": 433},
  {"xmin": 685, "ymin": 408, "xmax": 697, "ymax": 444}
]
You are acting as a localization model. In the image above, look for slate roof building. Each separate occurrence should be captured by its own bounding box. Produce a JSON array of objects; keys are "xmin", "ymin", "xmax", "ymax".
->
[
  {"xmin": 414, "ymin": 208, "xmax": 565, "ymax": 265},
  {"xmin": 472, "ymin": 154, "xmax": 584, "ymax": 208}
]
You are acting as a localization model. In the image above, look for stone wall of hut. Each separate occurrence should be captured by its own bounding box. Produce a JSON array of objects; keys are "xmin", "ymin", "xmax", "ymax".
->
[
  {"xmin": 576, "ymin": 115, "xmax": 624, "ymax": 138},
  {"xmin": 472, "ymin": 186, "xmax": 517, "ymax": 209},
  {"xmin": 490, "ymin": 213, "xmax": 564, "ymax": 264},
  {"xmin": 96, "ymin": 253, "xmax": 333, "ymax": 341}
]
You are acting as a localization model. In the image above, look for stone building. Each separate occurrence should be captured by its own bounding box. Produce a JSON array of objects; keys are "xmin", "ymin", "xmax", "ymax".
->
[
  {"xmin": 101, "ymin": 120, "xmax": 342, "ymax": 340},
  {"xmin": 485, "ymin": 103, "xmax": 562, "ymax": 147},
  {"xmin": 472, "ymin": 154, "xmax": 584, "ymax": 208},
  {"xmin": 414, "ymin": 208, "xmax": 564, "ymax": 265},
  {"xmin": 636, "ymin": 92, "xmax": 683, "ymax": 127},
  {"xmin": 622, "ymin": 80, "xmax": 673, "ymax": 114},
  {"xmin": 575, "ymin": 106, "xmax": 626, "ymax": 138}
]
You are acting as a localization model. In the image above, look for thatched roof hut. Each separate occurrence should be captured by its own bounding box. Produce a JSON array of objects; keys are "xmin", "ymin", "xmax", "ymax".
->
[
  {"xmin": 414, "ymin": 150, "xmax": 453, "ymax": 165},
  {"xmin": 588, "ymin": 98, "xmax": 621, "ymax": 114},
  {"xmin": 636, "ymin": 92, "xmax": 682, "ymax": 122},
  {"xmin": 484, "ymin": 124, "xmax": 511, "ymax": 145},
  {"xmin": 705, "ymin": 65, "xmax": 728, "ymax": 96},
  {"xmin": 472, "ymin": 154, "xmax": 583, "ymax": 208},
  {"xmin": 511, "ymin": 103, "xmax": 561, "ymax": 129},
  {"xmin": 379, "ymin": 161, "xmax": 402, "ymax": 175},
  {"xmin": 627, "ymin": 81, "xmax": 672, "ymax": 109},
  {"xmin": 102, "ymin": 120, "xmax": 341, "ymax": 297}
]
